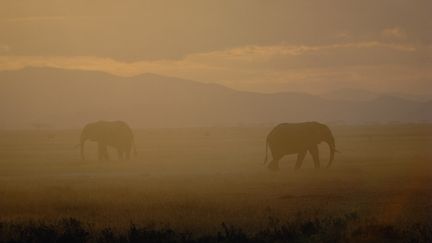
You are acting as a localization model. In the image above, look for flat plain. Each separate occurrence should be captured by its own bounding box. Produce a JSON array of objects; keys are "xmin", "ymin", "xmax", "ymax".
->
[{"xmin": 0, "ymin": 124, "xmax": 431, "ymax": 241}]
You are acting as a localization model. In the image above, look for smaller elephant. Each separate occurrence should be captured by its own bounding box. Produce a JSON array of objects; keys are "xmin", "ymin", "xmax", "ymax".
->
[
  {"xmin": 80, "ymin": 121, "xmax": 137, "ymax": 161},
  {"xmin": 264, "ymin": 122, "xmax": 337, "ymax": 170}
]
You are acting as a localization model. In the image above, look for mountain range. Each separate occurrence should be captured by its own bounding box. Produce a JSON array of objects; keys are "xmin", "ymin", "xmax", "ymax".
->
[{"xmin": 0, "ymin": 67, "xmax": 430, "ymax": 128}]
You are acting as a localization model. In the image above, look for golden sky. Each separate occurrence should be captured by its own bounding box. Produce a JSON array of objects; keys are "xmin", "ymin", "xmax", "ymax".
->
[{"xmin": 1, "ymin": 0, "xmax": 431, "ymax": 94}]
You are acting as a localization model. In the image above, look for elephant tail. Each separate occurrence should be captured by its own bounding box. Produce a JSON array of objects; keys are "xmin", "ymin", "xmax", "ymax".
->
[
  {"xmin": 132, "ymin": 139, "xmax": 138, "ymax": 157},
  {"xmin": 263, "ymin": 138, "xmax": 269, "ymax": 164}
]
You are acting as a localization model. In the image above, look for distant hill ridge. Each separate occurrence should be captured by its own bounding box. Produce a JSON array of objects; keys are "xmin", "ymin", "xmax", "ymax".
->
[{"xmin": 0, "ymin": 67, "xmax": 430, "ymax": 128}]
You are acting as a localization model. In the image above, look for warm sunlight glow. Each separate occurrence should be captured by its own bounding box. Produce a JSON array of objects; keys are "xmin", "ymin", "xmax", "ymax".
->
[{"xmin": 0, "ymin": 1, "xmax": 431, "ymax": 242}]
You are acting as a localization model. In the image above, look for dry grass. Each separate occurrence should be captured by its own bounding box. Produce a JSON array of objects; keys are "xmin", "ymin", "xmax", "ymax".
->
[{"xmin": 0, "ymin": 124, "xmax": 431, "ymax": 241}]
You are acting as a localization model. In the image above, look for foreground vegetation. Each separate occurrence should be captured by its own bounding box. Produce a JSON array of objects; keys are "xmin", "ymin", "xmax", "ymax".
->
[{"xmin": 1, "ymin": 213, "xmax": 431, "ymax": 243}]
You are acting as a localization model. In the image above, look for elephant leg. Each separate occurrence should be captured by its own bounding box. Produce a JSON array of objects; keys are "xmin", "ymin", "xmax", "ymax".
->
[
  {"xmin": 294, "ymin": 150, "xmax": 307, "ymax": 170},
  {"xmin": 268, "ymin": 151, "xmax": 282, "ymax": 171},
  {"xmin": 117, "ymin": 149, "xmax": 124, "ymax": 160},
  {"xmin": 102, "ymin": 145, "xmax": 109, "ymax": 161},
  {"xmin": 97, "ymin": 143, "xmax": 103, "ymax": 161},
  {"xmin": 125, "ymin": 149, "xmax": 131, "ymax": 160},
  {"xmin": 103, "ymin": 147, "xmax": 110, "ymax": 161},
  {"xmin": 309, "ymin": 145, "xmax": 320, "ymax": 168},
  {"xmin": 98, "ymin": 143, "xmax": 109, "ymax": 161},
  {"xmin": 268, "ymin": 159, "xmax": 281, "ymax": 171}
]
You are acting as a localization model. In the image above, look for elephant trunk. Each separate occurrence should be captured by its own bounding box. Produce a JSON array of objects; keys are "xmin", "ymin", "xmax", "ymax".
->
[
  {"xmin": 328, "ymin": 143, "xmax": 335, "ymax": 168},
  {"xmin": 325, "ymin": 138, "xmax": 336, "ymax": 168}
]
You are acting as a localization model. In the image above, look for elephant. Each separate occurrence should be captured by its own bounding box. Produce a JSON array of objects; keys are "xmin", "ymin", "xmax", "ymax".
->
[
  {"xmin": 80, "ymin": 121, "xmax": 136, "ymax": 161},
  {"xmin": 264, "ymin": 122, "xmax": 337, "ymax": 170}
]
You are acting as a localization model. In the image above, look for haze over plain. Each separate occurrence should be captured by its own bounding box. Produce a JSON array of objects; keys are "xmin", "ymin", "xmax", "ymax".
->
[{"xmin": 0, "ymin": 2, "xmax": 432, "ymax": 242}]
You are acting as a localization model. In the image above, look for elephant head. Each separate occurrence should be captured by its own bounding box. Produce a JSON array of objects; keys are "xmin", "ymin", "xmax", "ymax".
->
[
  {"xmin": 80, "ymin": 122, "xmax": 103, "ymax": 160},
  {"xmin": 314, "ymin": 123, "xmax": 336, "ymax": 168}
]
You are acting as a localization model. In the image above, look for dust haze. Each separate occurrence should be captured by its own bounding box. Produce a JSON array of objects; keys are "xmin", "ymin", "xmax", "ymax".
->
[{"xmin": 0, "ymin": 1, "xmax": 431, "ymax": 242}]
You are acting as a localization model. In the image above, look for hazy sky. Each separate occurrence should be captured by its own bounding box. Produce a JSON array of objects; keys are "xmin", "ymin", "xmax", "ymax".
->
[{"xmin": 1, "ymin": 0, "xmax": 431, "ymax": 94}]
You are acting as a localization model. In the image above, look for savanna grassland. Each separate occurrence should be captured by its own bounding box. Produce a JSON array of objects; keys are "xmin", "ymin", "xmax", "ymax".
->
[{"xmin": 0, "ymin": 124, "xmax": 431, "ymax": 242}]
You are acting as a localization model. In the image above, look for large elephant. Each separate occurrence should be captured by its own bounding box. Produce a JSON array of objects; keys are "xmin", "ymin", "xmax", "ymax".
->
[
  {"xmin": 80, "ymin": 121, "xmax": 136, "ymax": 161},
  {"xmin": 264, "ymin": 122, "xmax": 337, "ymax": 170}
]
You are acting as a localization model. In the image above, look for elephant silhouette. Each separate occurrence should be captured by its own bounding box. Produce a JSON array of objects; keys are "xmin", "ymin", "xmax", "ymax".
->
[
  {"xmin": 80, "ymin": 121, "xmax": 137, "ymax": 161},
  {"xmin": 264, "ymin": 122, "xmax": 337, "ymax": 170}
]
